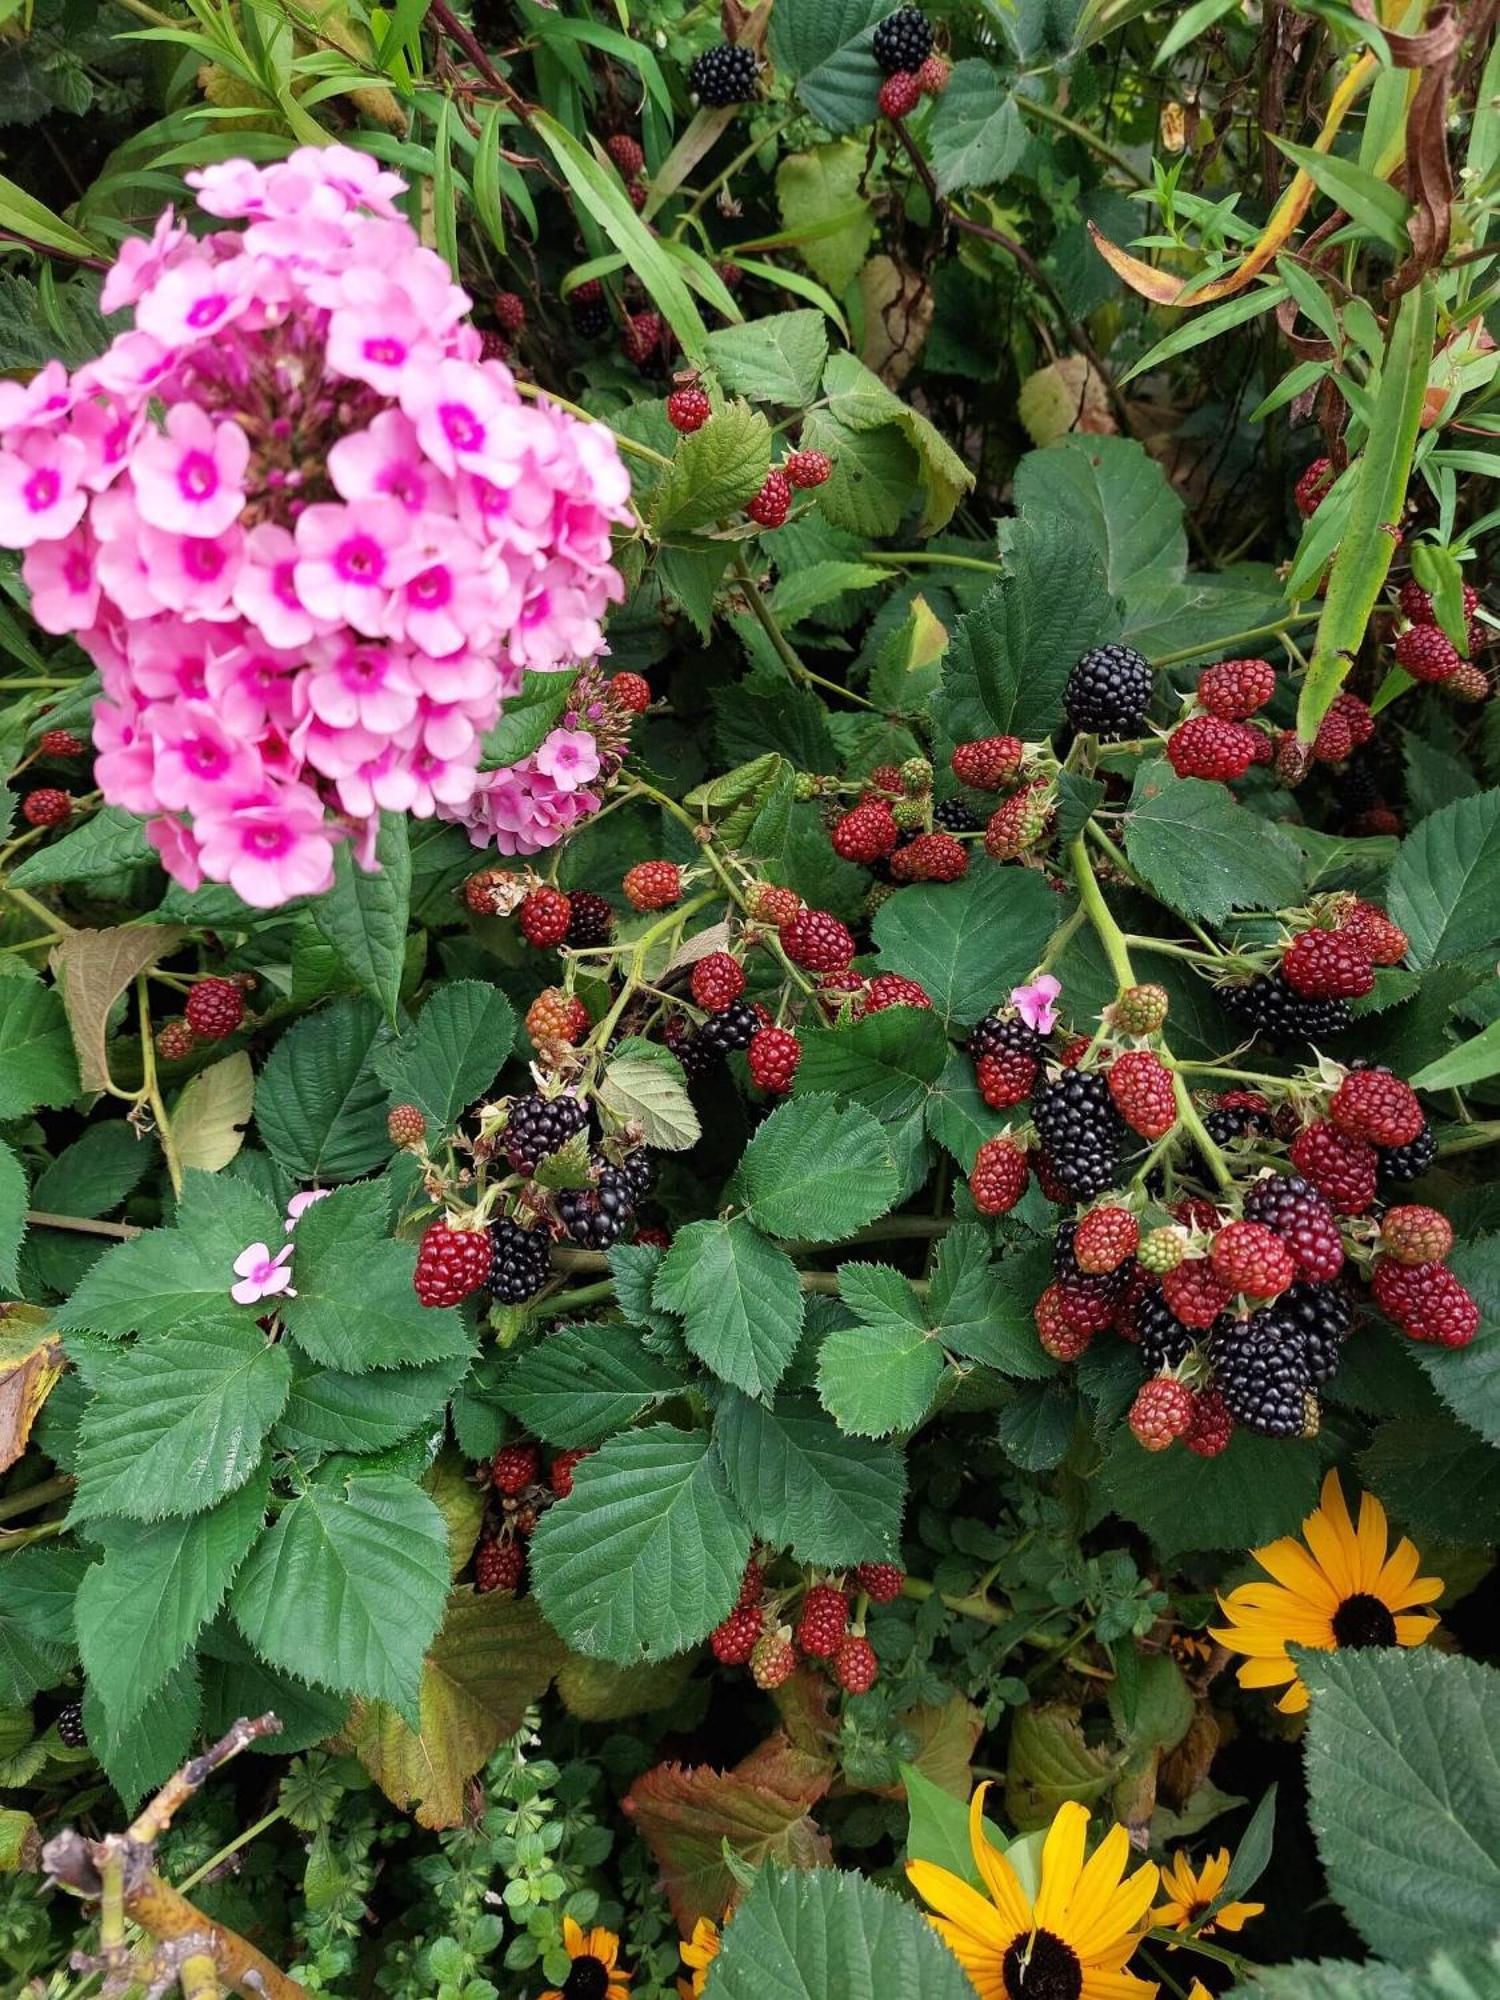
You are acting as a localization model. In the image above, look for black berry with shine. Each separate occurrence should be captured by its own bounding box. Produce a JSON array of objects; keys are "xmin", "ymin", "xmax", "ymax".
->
[
  {"xmin": 558, "ymin": 1164, "xmax": 636, "ymax": 1249},
  {"xmin": 618, "ymin": 1149, "xmax": 655, "ymax": 1201},
  {"xmin": 56, "ymin": 1699, "xmax": 87, "ymax": 1749},
  {"xmin": 1031, "ymin": 1070, "xmax": 1126, "ymax": 1199},
  {"xmin": 565, "ymin": 890, "xmax": 614, "ymax": 948},
  {"xmin": 1064, "ymin": 642, "xmax": 1153, "ymax": 739},
  {"xmin": 503, "ymin": 1092, "xmax": 588, "ymax": 1175},
  {"xmin": 1210, "ymin": 1312, "xmax": 1310, "ymax": 1436},
  {"xmin": 873, "ymin": 6, "xmax": 933, "ymax": 74},
  {"xmin": 488, "ymin": 1216, "xmax": 553, "ymax": 1304},
  {"xmin": 1272, "ymin": 1280, "xmax": 1351, "ymax": 1386},
  {"xmin": 1204, "ymin": 1101, "xmax": 1273, "ymax": 1146},
  {"xmin": 699, "ymin": 998, "xmax": 758, "ymax": 1054},
  {"xmin": 1134, "ymin": 1286, "xmax": 1201, "ymax": 1372},
  {"xmin": 934, "ymin": 796, "xmax": 980, "ymax": 833},
  {"xmin": 1378, "ymin": 1122, "xmax": 1437, "ymax": 1183},
  {"xmin": 967, "ymin": 1013, "xmax": 1044, "ymax": 1062},
  {"xmin": 1222, "ymin": 972, "xmax": 1352, "ymax": 1049},
  {"xmin": 689, "ymin": 42, "xmax": 759, "ymax": 105}
]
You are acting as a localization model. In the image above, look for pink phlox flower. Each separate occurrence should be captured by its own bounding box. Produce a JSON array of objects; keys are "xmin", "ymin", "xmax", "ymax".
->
[
  {"xmin": 0, "ymin": 361, "xmax": 73, "ymax": 432},
  {"xmin": 327, "ymin": 412, "xmax": 450, "ymax": 517},
  {"xmin": 145, "ymin": 813, "xmax": 203, "ymax": 890},
  {"xmin": 134, "ymin": 254, "xmax": 255, "ymax": 350},
  {"xmin": 194, "ymin": 785, "xmax": 338, "ymax": 906},
  {"xmin": 303, "ymin": 638, "xmax": 419, "ymax": 734},
  {"xmin": 0, "ymin": 431, "xmax": 88, "ymax": 548},
  {"xmin": 137, "ymin": 521, "xmax": 245, "ymax": 614},
  {"xmin": 1011, "ymin": 974, "xmax": 1062, "ymax": 1035},
  {"xmin": 22, "ymin": 528, "xmax": 99, "ymax": 634},
  {"xmin": 533, "ymin": 726, "xmax": 601, "ymax": 793},
  {"xmin": 399, "ymin": 358, "xmax": 522, "ymax": 482},
  {"xmin": 230, "ymin": 1239, "xmax": 295, "ymax": 1305},
  {"xmin": 186, "ymin": 159, "xmax": 271, "ymax": 219},
  {"xmin": 232, "ymin": 522, "xmax": 329, "ymax": 649},
  {"xmin": 293, "ymin": 498, "xmax": 422, "ymax": 636},
  {"xmin": 284, "ymin": 1187, "xmax": 332, "ymax": 1232},
  {"xmin": 100, "ymin": 208, "xmax": 190, "ymax": 314},
  {"xmin": 131, "ymin": 403, "xmax": 250, "ymax": 538},
  {"xmin": 149, "ymin": 700, "xmax": 266, "ymax": 814}
]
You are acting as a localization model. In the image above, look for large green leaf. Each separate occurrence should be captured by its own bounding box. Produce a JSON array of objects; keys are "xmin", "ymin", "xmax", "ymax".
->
[
  {"xmin": 792, "ymin": 1008, "xmax": 950, "ymax": 1124},
  {"xmin": 739, "ymin": 1094, "xmax": 898, "ymax": 1242},
  {"xmin": 9, "ymin": 807, "xmax": 154, "ymax": 888},
  {"xmin": 703, "ymin": 310, "xmax": 829, "ymax": 405},
  {"xmin": 275, "ymin": 1354, "xmax": 472, "ymax": 1458},
  {"xmin": 872, "ymin": 864, "xmax": 1063, "ymax": 1026},
  {"xmin": 280, "ymin": 1180, "xmax": 474, "ymax": 1373},
  {"xmin": 1358, "ymin": 1416, "xmax": 1500, "ymax": 1544},
  {"xmin": 820, "ymin": 1263, "xmax": 943, "ymax": 1436},
  {"xmin": 769, "ymin": 0, "xmax": 887, "ymax": 131},
  {"xmin": 1386, "ymin": 791, "xmax": 1500, "ymax": 968},
  {"xmin": 308, "ymin": 814, "xmax": 410, "ymax": 1023},
  {"xmin": 529, "ymin": 1424, "xmax": 751, "ymax": 1663},
  {"xmin": 1232, "ymin": 1942, "xmax": 1500, "ymax": 2000},
  {"xmin": 1013, "ymin": 434, "xmax": 1183, "ymax": 617},
  {"xmin": 713, "ymin": 1392, "xmax": 906, "ymax": 1566},
  {"xmin": 705, "ymin": 1863, "xmax": 976, "ymax": 2000},
  {"xmin": 0, "ymin": 979, "xmax": 78, "ymax": 1120},
  {"xmin": 928, "ymin": 60, "xmax": 1028, "ymax": 193},
  {"xmin": 71, "ymin": 1323, "xmax": 290, "ymax": 1523},
  {"xmin": 1098, "ymin": 1426, "xmax": 1329, "ymax": 1556},
  {"xmin": 654, "ymin": 1218, "xmax": 805, "ymax": 1397},
  {"xmin": 494, "ymin": 1323, "xmax": 687, "ymax": 1447},
  {"xmin": 255, "ymin": 997, "xmax": 395, "ymax": 1181},
  {"xmin": 653, "ymin": 399, "xmax": 772, "ymax": 535},
  {"xmin": 933, "ymin": 1229, "xmax": 1056, "ymax": 1378},
  {"xmin": 231, "ymin": 1472, "xmax": 451, "ymax": 1722},
  {"xmin": 373, "ymin": 979, "xmax": 516, "ymax": 1132},
  {"xmin": 1125, "ymin": 767, "xmax": 1306, "ymax": 924},
  {"xmin": 75, "ymin": 1472, "xmax": 269, "ymax": 1738},
  {"xmin": 1302, "ymin": 1648, "xmax": 1500, "ymax": 1966}
]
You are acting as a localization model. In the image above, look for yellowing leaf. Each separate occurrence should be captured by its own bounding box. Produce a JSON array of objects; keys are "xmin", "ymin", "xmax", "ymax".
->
[
  {"xmin": 50, "ymin": 925, "xmax": 185, "ymax": 1092},
  {"xmin": 171, "ymin": 1052, "xmax": 254, "ymax": 1174},
  {"xmin": 0, "ymin": 1306, "xmax": 63, "ymax": 1474}
]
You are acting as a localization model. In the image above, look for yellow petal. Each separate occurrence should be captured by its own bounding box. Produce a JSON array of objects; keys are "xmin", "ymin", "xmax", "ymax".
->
[
  {"xmin": 1215, "ymin": 1900, "xmax": 1265, "ymax": 1933},
  {"xmin": 1252, "ymin": 1536, "xmax": 1341, "ymax": 1609},
  {"xmin": 1080, "ymin": 1966, "xmax": 1160, "ymax": 2000},
  {"xmin": 1068, "ymin": 1828, "xmax": 1157, "ymax": 1961},
  {"xmin": 1276, "ymin": 1676, "xmax": 1311, "ymax": 1714},
  {"xmin": 1374, "ymin": 1536, "xmax": 1421, "ymax": 1602},
  {"xmin": 1197, "ymin": 1850, "xmax": 1230, "ymax": 1899},
  {"xmin": 563, "ymin": 1916, "xmax": 586, "ymax": 1957},
  {"xmin": 1035, "ymin": 1801, "xmax": 1090, "ymax": 1930},
  {"xmin": 907, "ymin": 1859, "xmax": 1017, "ymax": 1953},
  {"xmin": 1236, "ymin": 1655, "xmax": 1301, "ymax": 1688},
  {"xmin": 1353, "ymin": 1487, "xmax": 1392, "ymax": 1588},
  {"xmin": 969, "ymin": 1784, "xmax": 1033, "ymax": 1936},
  {"xmin": 1395, "ymin": 1612, "xmax": 1440, "ymax": 1647},
  {"xmin": 923, "ymin": 1914, "xmax": 1008, "ymax": 1999}
]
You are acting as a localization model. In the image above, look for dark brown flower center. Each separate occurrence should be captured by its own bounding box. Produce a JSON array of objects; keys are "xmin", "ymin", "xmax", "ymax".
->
[
  {"xmin": 563, "ymin": 1956, "xmax": 610, "ymax": 2000},
  {"xmin": 1002, "ymin": 1929, "xmax": 1083, "ymax": 2000},
  {"xmin": 1331, "ymin": 1592, "xmax": 1398, "ymax": 1649}
]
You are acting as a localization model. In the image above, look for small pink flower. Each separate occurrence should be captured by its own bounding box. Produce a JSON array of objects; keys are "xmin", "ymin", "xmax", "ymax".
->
[
  {"xmin": 135, "ymin": 255, "xmax": 253, "ymax": 350},
  {"xmin": 131, "ymin": 404, "xmax": 249, "ymax": 538},
  {"xmin": 150, "ymin": 702, "xmax": 266, "ymax": 813},
  {"xmin": 285, "ymin": 1187, "xmax": 332, "ymax": 1232},
  {"xmin": 293, "ymin": 499, "xmax": 419, "ymax": 636},
  {"xmin": 400, "ymin": 359, "xmax": 522, "ymax": 481},
  {"xmin": 1010, "ymin": 974, "xmax": 1062, "ymax": 1035},
  {"xmin": 195, "ymin": 787, "xmax": 338, "ymax": 906},
  {"xmin": 327, "ymin": 412, "xmax": 449, "ymax": 516},
  {"xmin": 533, "ymin": 726, "xmax": 601, "ymax": 794},
  {"xmin": 0, "ymin": 432, "xmax": 88, "ymax": 547},
  {"xmin": 230, "ymin": 1239, "xmax": 295, "ymax": 1305},
  {"xmin": 23, "ymin": 528, "xmax": 99, "ymax": 634}
]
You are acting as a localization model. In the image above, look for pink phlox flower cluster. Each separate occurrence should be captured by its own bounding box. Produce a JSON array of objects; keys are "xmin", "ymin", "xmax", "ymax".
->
[{"xmin": 0, "ymin": 146, "xmax": 631, "ymax": 907}]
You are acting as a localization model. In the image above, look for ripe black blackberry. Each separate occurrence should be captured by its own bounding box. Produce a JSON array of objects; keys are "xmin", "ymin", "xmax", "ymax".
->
[
  {"xmin": 1378, "ymin": 1121, "xmax": 1437, "ymax": 1183},
  {"xmin": 1222, "ymin": 972, "xmax": 1352, "ymax": 1049},
  {"xmin": 489, "ymin": 1216, "xmax": 553, "ymax": 1304},
  {"xmin": 571, "ymin": 295, "xmax": 610, "ymax": 340},
  {"xmin": 503, "ymin": 1093, "xmax": 588, "ymax": 1175},
  {"xmin": 933, "ymin": 796, "xmax": 980, "ymax": 833},
  {"xmin": 1273, "ymin": 1280, "xmax": 1351, "ymax": 1386},
  {"xmin": 619, "ymin": 1149, "xmax": 655, "ymax": 1201},
  {"xmin": 699, "ymin": 998, "xmax": 758, "ymax": 1054},
  {"xmin": 1203, "ymin": 1101, "xmax": 1273, "ymax": 1146},
  {"xmin": 667, "ymin": 1016, "xmax": 721, "ymax": 1080},
  {"xmin": 1209, "ymin": 1312, "xmax": 1310, "ymax": 1436},
  {"xmin": 1241, "ymin": 1172, "xmax": 1344, "ymax": 1280},
  {"xmin": 56, "ymin": 1699, "xmax": 87, "ymax": 1749},
  {"xmin": 1053, "ymin": 1217, "xmax": 1130, "ymax": 1302},
  {"xmin": 689, "ymin": 42, "xmax": 759, "ymax": 105},
  {"xmin": 565, "ymin": 891, "xmax": 614, "ymax": 948},
  {"xmin": 873, "ymin": 6, "xmax": 933, "ymax": 74},
  {"xmin": 558, "ymin": 1164, "xmax": 636, "ymax": 1248},
  {"xmin": 1134, "ymin": 1287, "xmax": 1198, "ymax": 1372},
  {"xmin": 1063, "ymin": 643, "xmax": 1153, "ymax": 740},
  {"xmin": 967, "ymin": 1013, "xmax": 1044, "ymax": 1062},
  {"xmin": 1031, "ymin": 1071, "xmax": 1126, "ymax": 1199}
]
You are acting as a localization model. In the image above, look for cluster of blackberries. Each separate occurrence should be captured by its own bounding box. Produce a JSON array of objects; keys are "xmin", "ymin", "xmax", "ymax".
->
[
  {"xmin": 1208, "ymin": 1283, "xmax": 1352, "ymax": 1436},
  {"xmin": 689, "ymin": 42, "xmax": 759, "ymax": 105},
  {"xmin": 502, "ymin": 1092, "xmax": 588, "ymax": 1176},
  {"xmin": 557, "ymin": 1150, "xmax": 654, "ymax": 1250},
  {"xmin": 1032, "ymin": 1071, "xmax": 1128, "ymax": 1200},
  {"xmin": 1222, "ymin": 972, "xmax": 1353, "ymax": 1049},
  {"xmin": 488, "ymin": 1216, "xmax": 553, "ymax": 1305}
]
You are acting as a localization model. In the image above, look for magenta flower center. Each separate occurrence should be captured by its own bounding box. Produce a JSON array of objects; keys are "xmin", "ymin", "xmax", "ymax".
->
[
  {"xmin": 178, "ymin": 450, "xmax": 219, "ymax": 502},
  {"xmin": 410, "ymin": 567, "xmax": 452, "ymax": 608},
  {"xmin": 24, "ymin": 469, "xmax": 60, "ymax": 513},
  {"xmin": 334, "ymin": 534, "xmax": 385, "ymax": 583},
  {"xmin": 187, "ymin": 294, "xmax": 228, "ymax": 328},
  {"xmin": 439, "ymin": 403, "xmax": 483, "ymax": 451}
]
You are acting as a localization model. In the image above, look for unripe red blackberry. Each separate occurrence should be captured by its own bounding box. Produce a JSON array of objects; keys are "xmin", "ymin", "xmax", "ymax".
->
[
  {"xmin": 526, "ymin": 987, "xmax": 591, "ymax": 1047},
  {"xmin": 1129, "ymin": 1375, "xmax": 1195, "ymax": 1450},
  {"xmin": 747, "ymin": 469, "xmax": 792, "ymax": 528},
  {"xmin": 1241, "ymin": 1172, "xmax": 1345, "ymax": 1281},
  {"xmin": 796, "ymin": 1582, "xmax": 849, "ymax": 1657},
  {"xmin": 1294, "ymin": 455, "xmax": 1333, "ymax": 517},
  {"xmin": 782, "ymin": 908, "xmax": 855, "ymax": 973},
  {"xmin": 624, "ymin": 860, "xmax": 680, "ymax": 910},
  {"xmin": 1396, "ymin": 624, "xmax": 1462, "ymax": 683},
  {"xmin": 1035, "ymin": 1284, "xmax": 1096, "ymax": 1361},
  {"xmin": 855, "ymin": 1560, "xmax": 905, "ymax": 1603},
  {"xmin": 1379, "ymin": 1205, "xmax": 1453, "ymax": 1266},
  {"xmin": 155, "ymin": 1019, "xmax": 196, "ymax": 1061},
  {"xmin": 975, "ymin": 1047, "xmax": 1036, "ymax": 1109},
  {"xmin": 610, "ymin": 671, "xmax": 652, "ymax": 713},
  {"xmin": 1329, "ymin": 1066, "xmax": 1424, "ymax": 1147},
  {"xmin": 1107, "ymin": 1049, "xmax": 1177, "ymax": 1140},
  {"xmin": 548, "ymin": 1448, "xmax": 591, "ymax": 1498},
  {"xmin": 492, "ymin": 1441, "xmax": 540, "ymax": 1495},
  {"xmin": 1209, "ymin": 1220, "xmax": 1296, "ymax": 1299},
  {"xmin": 1166, "ymin": 716, "xmax": 1259, "ymax": 782},
  {"xmin": 1197, "ymin": 657, "xmax": 1276, "ymax": 719},
  {"xmin": 832, "ymin": 801, "xmax": 900, "ymax": 863},
  {"xmin": 184, "ymin": 977, "xmax": 245, "ymax": 1040},
  {"xmin": 983, "ymin": 780, "xmax": 1054, "ymax": 859},
  {"xmin": 1339, "ymin": 899, "xmax": 1408, "ymax": 966},
  {"xmin": 38, "ymin": 728, "xmax": 84, "ymax": 758},
  {"xmin": 518, "ymin": 886, "xmax": 572, "ymax": 947},
  {"xmin": 746, "ymin": 881, "xmax": 803, "ymax": 927},
  {"xmin": 1399, "ymin": 577, "xmax": 1479, "ymax": 625},
  {"xmin": 605, "ymin": 132, "xmax": 645, "ymax": 179},
  {"xmin": 970, "ymin": 1137, "xmax": 1029, "ymax": 1215},
  {"xmin": 1112, "ymin": 983, "xmax": 1169, "ymax": 1036},
  {"xmin": 747, "ymin": 1024, "xmax": 800, "ymax": 1093},
  {"xmin": 834, "ymin": 1633, "xmax": 879, "ymax": 1693},
  {"xmin": 387, "ymin": 1103, "xmax": 427, "ymax": 1149},
  {"xmin": 738, "ymin": 1559, "xmax": 765, "ymax": 1608},
  {"xmin": 1074, "ymin": 1205, "xmax": 1139, "ymax": 1273},
  {"xmin": 1183, "ymin": 1385, "xmax": 1234, "ymax": 1458},
  {"xmin": 1289, "ymin": 1119, "xmax": 1378, "ymax": 1215},
  {"xmin": 1371, "ymin": 1257, "xmax": 1479, "ymax": 1346},
  {"xmin": 951, "ymin": 735, "xmax": 1023, "ymax": 789},
  {"xmin": 785, "ymin": 449, "xmax": 833, "ymax": 488},
  {"xmin": 475, "ymin": 1538, "xmax": 525, "ymax": 1593},
  {"xmin": 1447, "ymin": 662, "xmax": 1492, "ymax": 701},
  {"xmin": 1282, "ymin": 927, "xmax": 1374, "ymax": 1000},
  {"xmin": 863, "ymin": 972, "xmax": 932, "ymax": 1013},
  {"xmin": 1160, "ymin": 1259, "xmax": 1233, "ymax": 1329},
  {"xmin": 413, "ymin": 1219, "xmax": 493, "ymax": 1305},
  {"xmin": 878, "ymin": 70, "xmax": 923, "ymax": 117},
  {"xmin": 666, "ymin": 385, "xmax": 712, "ymax": 434},
  {"xmin": 750, "ymin": 1629, "xmax": 797, "ymax": 1688},
  {"xmin": 710, "ymin": 1603, "xmax": 764, "ymax": 1664},
  {"xmin": 493, "ymin": 291, "xmax": 526, "ymax": 334},
  {"xmin": 23, "ymin": 788, "xmax": 71, "ymax": 828},
  {"xmin": 916, "ymin": 52, "xmax": 951, "ymax": 92},
  {"xmin": 620, "ymin": 311, "xmax": 663, "ymax": 365},
  {"xmin": 898, "ymin": 831, "xmax": 968, "ymax": 881},
  {"xmin": 691, "ymin": 952, "xmax": 746, "ymax": 1012}
]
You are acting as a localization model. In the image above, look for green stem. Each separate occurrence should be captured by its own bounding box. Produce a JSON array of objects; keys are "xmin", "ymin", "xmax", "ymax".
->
[
  {"xmin": 732, "ymin": 557, "xmax": 880, "ymax": 711},
  {"xmin": 175, "ymin": 1807, "xmax": 288, "ymax": 1894},
  {"xmin": 2, "ymin": 881, "xmax": 73, "ymax": 935},
  {"xmin": 533, "ymin": 1279, "xmax": 617, "ymax": 1318},
  {"xmin": 900, "ymin": 1575, "xmax": 1009, "ymax": 1627},
  {"xmin": 1148, "ymin": 612, "xmax": 1319, "ymax": 671},
  {"xmin": 1435, "ymin": 1119, "xmax": 1500, "ymax": 1156},
  {"xmin": 1013, "ymin": 90, "xmax": 1150, "ymax": 186},
  {"xmin": 1120, "ymin": 934, "xmax": 1223, "ymax": 965},
  {"xmin": 0, "ymin": 1473, "xmax": 74, "ymax": 1524},
  {"xmin": 863, "ymin": 550, "xmax": 1006, "ymax": 575},
  {"xmin": 135, "ymin": 976, "xmax": 183, "ymax": 1200}
]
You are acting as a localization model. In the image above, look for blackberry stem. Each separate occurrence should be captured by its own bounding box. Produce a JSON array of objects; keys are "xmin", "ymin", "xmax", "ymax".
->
[
  {"xmin": 732, "ymin": 556, "xmax": 882, "ymax": 712},
  {"xmin": 1147, "ymin": 612, "xmax": 1319, "ymax": 671},
  {"xmin": 1068, "ymin": 837, "xmax": 1234, "ymax": 1189}
]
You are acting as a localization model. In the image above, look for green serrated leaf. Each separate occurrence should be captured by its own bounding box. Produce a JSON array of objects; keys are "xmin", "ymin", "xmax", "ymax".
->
[
  {"xmin": 703, "ymin": 310, "xmax": 829, "ymax": 405},
  {"xmin": 653, "ymin": 399, "xmax": 772, "ymax": 536},
  {"xmin": 713, "ymin": 1391, "xmax": 905, "ymax": 1566},
  {"xmin": 872, "ymin": 864, "xmax": 1063, "ymax": 1026},
  {"xmin": 255, "ymin": 997, "xmax": 395, "ymax": 1181},
  {"xmin": 0, "ymin": 979, "xmax": 78, "ymax": 1120},
  {"xmin": 705, "ymin": 1864, "xmax": 976, "ymax": 2000},
  {"xmin": 307, "ymin": 813, "xmax": 410, "ymax": 1023},
  {"xmin": 739, "ymin": 1094, "xmax": 898, "ymax": 1242},
  {"xmin": 372, "ymin": 980, "xmax": 516, "ymax": 1132},
  {"xmin": 598, "ymin": 1050, "xmax": 701, "ymax": 1151},
  {"xmin": 820, "ymin": 1263, "xmax": 942, "ymax": 1436},
  {"xmin": 495, "ymin": 1323, "xmax": 687, "ymax": 1447},
  {"xmin": 654, "ymin": 1217, "xmax": 805, "ymax": 1397},
  {"xmin": 1386, "ymin": 790, "xmax": 1500, "ymax": 968},
  {"xmin": 1125, "ymin": 767, "xmax": 1306, "ymax": 923}
]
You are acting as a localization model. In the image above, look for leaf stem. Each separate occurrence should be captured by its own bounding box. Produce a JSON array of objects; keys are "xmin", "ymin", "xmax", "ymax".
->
[
  {"xmin": 732, "ymin": 556, "xmax": 881, "ymax": 711},
  {"xmin": 1147, "ymin": 612, "xmax": 1319, "ymax": 671},
  {"xmin": 900, "ymin": 1574, "xmax": 1009, "ymax": 1627}
]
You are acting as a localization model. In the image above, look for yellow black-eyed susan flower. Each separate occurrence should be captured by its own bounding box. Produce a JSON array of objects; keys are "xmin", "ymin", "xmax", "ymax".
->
[
  {"xmin": 540, "ymin": 1916, "xmax": 631, "ymax": 2000},
  {"xmin": 1211, "ymin": 1470, "xmax": 1442, "ymax": 1714},
  {"xmin": 677, "ymin": 1915, "xmax": 721, "ymax": 1998},
  {"xmin": 1151, "ymin": 1849, "xmax": 1263, "ymax": 1937},
  {"xmin": 907, "ymin": 1784, "xmax": 1160, "ymax": 2000}
]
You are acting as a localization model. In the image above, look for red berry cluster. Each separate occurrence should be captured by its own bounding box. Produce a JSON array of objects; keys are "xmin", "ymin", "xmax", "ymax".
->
[
  {"xmin": 877, "ymin": 52, "xmax": 951, "ymax": 119},
  {"xmin": 709, "ymin": 1561, "xmax": 898, "ymax": 1694},
  {"xmin": 1393, "ymin": 575, "xmax": 1486, "ymax": 699}
]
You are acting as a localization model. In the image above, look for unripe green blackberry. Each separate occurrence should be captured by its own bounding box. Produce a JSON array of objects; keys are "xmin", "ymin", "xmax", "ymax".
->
[
  {"xmin": 1139, "ymin": 1226, "xmax": 1188, "ymax": 1274},
  {"xmin": 1113, "ymin": 983, "xmax": 1169, "ymax": 1035},
  {"xmin": 900, "ymin": 755, "xmax": 932, "ymax": 795},
  {"xmin": 793, "ymin": 771, "xmax": 821, "ymax": 802},
  {"xmin": 891, "ymin": 797, "xmax": 926, "ymax": 831}
]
